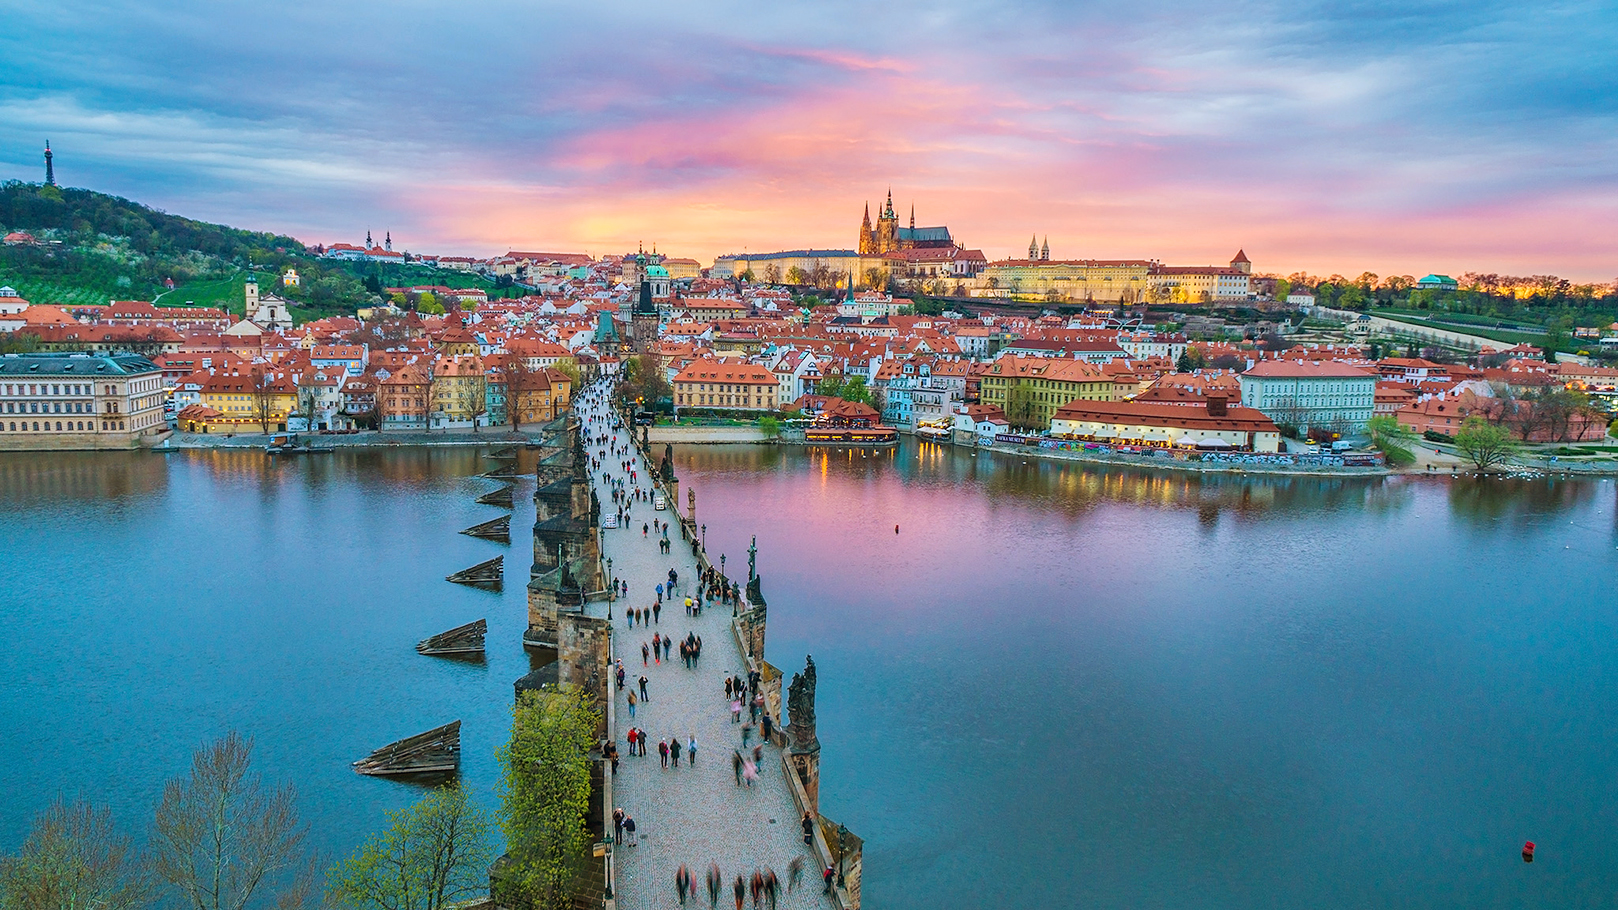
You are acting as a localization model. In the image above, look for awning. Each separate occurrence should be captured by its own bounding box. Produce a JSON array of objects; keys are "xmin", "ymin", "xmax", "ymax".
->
[
  {"xmin": 1175, "ymin": 435, "xmax": 1198, "ymax": 447},
  {"xmin": 1196, "ymin": 438, "xmax": 1233, "ymax": 449},
  {"xmin": 1092, "ymin": 427, "xmax": 1116, "ymax": 438}
]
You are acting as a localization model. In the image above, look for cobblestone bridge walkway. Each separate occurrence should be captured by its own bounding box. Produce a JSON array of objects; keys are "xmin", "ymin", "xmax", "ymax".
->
[{"xmin": 580, "ymin": 391, "xmax": 834, "ymax": 910}]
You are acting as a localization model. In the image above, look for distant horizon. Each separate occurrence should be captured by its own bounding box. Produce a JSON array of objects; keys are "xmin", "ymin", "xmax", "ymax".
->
[{"xmin": 3, "ymin": 2, "xmax": 1615, "ymax": 283}]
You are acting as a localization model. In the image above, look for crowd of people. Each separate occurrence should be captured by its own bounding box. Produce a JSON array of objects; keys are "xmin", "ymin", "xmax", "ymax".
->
[{"xmin": 577, "ymin": 379, "xmax": 835, "ymax": 909}]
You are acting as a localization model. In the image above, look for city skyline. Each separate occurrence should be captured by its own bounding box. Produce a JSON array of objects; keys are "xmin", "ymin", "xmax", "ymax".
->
[{"xmin": 2, "ymin": 1, "xmax": 1615, "ymax": 279}]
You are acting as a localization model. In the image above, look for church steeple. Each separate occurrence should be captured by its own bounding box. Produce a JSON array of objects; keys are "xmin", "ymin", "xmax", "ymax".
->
[
  {"xmin": 884, "ymin": 188, "xmax": 894, "ymax": 219},
  {"xmin": 366, "ymin": 229, "xmax": 374, "ymax": 249},
  {"xmin": 909, "ymin": 204, "xmax": 915, "ymax": 230},
  {"xmin": 1029, "ymin": 235, "xmax": 1038, "ymax": 260},
  {"xmin": 43, "ymin": 141, "xmax": 55, "ymax": 187},
  {"xmin": 384, "ymin": 230, "xmax": 392, "ymax": 252},
  {"xmin": 1040, "ymin": 236, "xmax": 1049, "ymax": 260}
]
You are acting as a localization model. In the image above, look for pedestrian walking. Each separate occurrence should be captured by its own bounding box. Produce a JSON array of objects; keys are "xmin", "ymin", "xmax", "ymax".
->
[
  {"xmin": 688, "ymin": 736, "xmax": 697, "ymax": 765},
  {"xmin": 653, "ymin": 633, "xmax": 662, "ymax": 664},
  {"xmin": 752, "ymin": 744, "xmax": 763, "ymax": 772},
  {"xmin": 606, "ymin": 740, "xmax": 619, "ymax": 775},
  {"xmin": 741, "ymin": 723, "xmax": 752, "ymax": 747},
  {"xmin": 639, "ymin": 675, "xmax": 649, "ymax": 701},
  {"xmin": 676, "ymin": 865, "xmax": 692, "ymax": 905},
  {"xmin": 627, "ymin": 689, "xmax": 637, "ymax": 717},
  {"xmin": 653, "ymin": 601, "xmax": 662, "ymax": 624},
  {"xmin": 658, "ymin": 739, "xmax": 669, "ymax": 768},
  {"xmin": 743, "ymin": 759, "xmax": 757, "ymax": 787},
  {"xmin": 656, "ymin": 582, "xmax": 663, "ymax": 602},
  {"xmin": 731, "ymin": 699, "xmax": 742, "ymax": 723},
  {"xmin": 663, "ymin": 636, "xmax": 672, "ymax": 661},
  {"xmin": 732, "ymin": 750, "xmax": 743, "ymax": 785},
  {"xmin": 787, "ymin": 858, "xmax": 803, "ymax": 892},
  {"xmin": 642, "ymin": 642, "xmax": 650, "ymax": 665},
  {"xmin": 764, "ymin": 868, "xmax": 778, "ymax": 910},
  {"xmin": 613, "ymin": 807, "xmax": 625, "ymax": 844},
  {"xmin": 750, "ymin": 871, "xmax": 763, "ymax": 909},
  {"xmin": 732, "ymin": 876, "xmax": 745, "ymax": 910},
  {"xmin": 707, "ymin": 864, "xmax": 722, "ymax": 907},
  {"xmin": 761, "ymin": 714, "xmax": 772, "ymax": 741},
  {"xmin": 801, "ymin": 813, "xmax": 813, "ymax": 845},
  {"xmin": 725, "ymin": 677, "xmax": 733, "ymax": 699},
  {"xmin": 671, "ymin": 737, "xmax": 682, "ymax": 767},
  {"xmin": 638, "ymin": 730, "xmax": 648, "ymax": 756},
  {"xmin": 823, "ymin": 865, "xmax": 834, "ymax": 894},
  {"xmin": 623, "ymin": 814, "xmax": 637, "ymax": 846}
]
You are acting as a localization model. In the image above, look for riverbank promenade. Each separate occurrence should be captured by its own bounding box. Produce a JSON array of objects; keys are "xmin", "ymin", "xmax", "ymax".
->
[{"xmin": 582, "ymin": 398, "xmax": 835, "ymax": 910}]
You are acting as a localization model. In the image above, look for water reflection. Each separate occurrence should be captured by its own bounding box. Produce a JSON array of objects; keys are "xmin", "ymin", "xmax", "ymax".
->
[
  {"xmin": 0, "ymin": 451, "xmax": 169, "ymax": 503},
  {"xmin": 675, "ymin": 440, "xmax": 1421, "ymax": 523},
  {"xmin": 1447, "ymin": 476, "xmax": 1601, "ymax": 532}
]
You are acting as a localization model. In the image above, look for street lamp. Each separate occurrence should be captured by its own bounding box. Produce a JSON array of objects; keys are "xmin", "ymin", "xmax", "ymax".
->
[
  {"xmin": 701, "ymin": 524, "xmax": 706, "ymax": 550},
  {"xmin": 605, "ymin": 557, "xmax": 614, "ymax": 618}
]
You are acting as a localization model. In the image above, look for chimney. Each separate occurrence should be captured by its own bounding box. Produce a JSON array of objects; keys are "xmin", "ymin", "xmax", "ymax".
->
[{"xmin": 1206, "ymin": 393, "xmax": 1228, "ymax": 416}]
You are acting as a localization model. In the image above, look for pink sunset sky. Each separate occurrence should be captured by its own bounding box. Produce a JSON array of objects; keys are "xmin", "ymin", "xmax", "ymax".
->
[{"xmin": 2, "ymin": 0, "xmax": 1615, "ymax": 280}]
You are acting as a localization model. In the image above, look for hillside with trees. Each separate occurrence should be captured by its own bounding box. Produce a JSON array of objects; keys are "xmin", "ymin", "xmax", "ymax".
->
[{"xmin": 0, "ymin": 181, "xmax": 460, "ymax": 321}]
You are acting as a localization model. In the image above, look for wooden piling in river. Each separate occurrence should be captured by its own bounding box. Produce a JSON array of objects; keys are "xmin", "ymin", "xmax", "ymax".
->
[
  {"xmin": 459, "ymin": 515, "xmax": 511, "ymax": 542},
  {"xmin": 353, "ymin": 721, "xmax": 461, "ymax": 776},
  {"xmin": 446, "ymin": 556, "xmax": 503, "ymax": 590},
  {"xmin": 476, "ymin": 485, "xmax": 514, "ymax": 508},
  {"xmin": 416, "ymin": 619, "xmax": 486, "ymax": 655}
]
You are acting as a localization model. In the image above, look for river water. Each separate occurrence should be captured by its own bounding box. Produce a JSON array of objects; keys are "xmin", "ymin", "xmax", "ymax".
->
[{"xmin": 1, "ymin": 443, "xmax": 1615, "ymax": 908}]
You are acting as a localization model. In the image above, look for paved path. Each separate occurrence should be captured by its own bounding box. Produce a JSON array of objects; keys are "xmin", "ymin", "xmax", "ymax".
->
[{"xmin": 576, "ymin": 385, "xmax": 834, "ymax": 910}]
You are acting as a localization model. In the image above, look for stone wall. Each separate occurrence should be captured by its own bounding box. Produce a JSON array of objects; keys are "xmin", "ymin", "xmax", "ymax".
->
[
  {"xmin": 558, "ymin": 613, "xmax": 612, "ymax": 737},
  {"xmin": 646, "ymin": 425, "xmax": 767, "ymax": 444}
]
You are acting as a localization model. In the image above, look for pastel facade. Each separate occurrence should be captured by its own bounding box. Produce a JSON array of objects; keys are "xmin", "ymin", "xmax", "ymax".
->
[
  {"xmin": 0, "ymin": 353, "xmax": 168, "ymax": 449},
  {"xmin": 1238, "ymin": 361, "xmax": 1377, "ymax": 434}
]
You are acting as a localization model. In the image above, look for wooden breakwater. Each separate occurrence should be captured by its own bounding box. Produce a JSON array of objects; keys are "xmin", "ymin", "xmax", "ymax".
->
[{"xmin": 354, "ymin": 720, "xmax": 461, "ymax": 777}]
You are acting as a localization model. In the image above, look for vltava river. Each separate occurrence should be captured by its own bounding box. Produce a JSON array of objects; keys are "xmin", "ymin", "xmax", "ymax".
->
[{"xmin": 1, "ymin": 442, "xmax": 1614, "ymax": 909}]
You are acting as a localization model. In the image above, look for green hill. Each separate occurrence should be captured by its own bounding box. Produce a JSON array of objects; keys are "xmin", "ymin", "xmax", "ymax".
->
[{"xmin": 0, "ymin": 182, "xmax": 404, "ymax": 320}]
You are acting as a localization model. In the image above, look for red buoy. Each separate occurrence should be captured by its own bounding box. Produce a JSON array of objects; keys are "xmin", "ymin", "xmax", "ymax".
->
[{"xmin": 1522, "ymin": 841, "xmax": 1535, "ymax": 863}]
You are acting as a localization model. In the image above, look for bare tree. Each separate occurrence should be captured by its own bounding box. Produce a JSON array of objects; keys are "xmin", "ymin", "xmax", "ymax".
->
[
  {"xmin": 0, "ymin": 799, "xmax": 150, "ymax": 910},
  {"xmin": 153, "ymin": 733, "xmax": 311, "ymax": 910},
  {"xmin": 250, "ymin": 371, "xmax": 277, "ymax": 435}
]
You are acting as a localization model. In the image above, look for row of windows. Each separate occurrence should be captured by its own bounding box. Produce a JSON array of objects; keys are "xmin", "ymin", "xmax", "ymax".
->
[
  {"xmin": 677, "ymin": 393, "xmax": 766, "ymax": 407},
  {"xmin": 0, "ymin": 420, "xmax": 123, "ymax": 432},
  {"xmin": 4, "ymin": 401, "xmax": 95, "ymax": 415},
  {"xmin": 2, "ymin": 383, "xmax": 106, "ymax": 396}
]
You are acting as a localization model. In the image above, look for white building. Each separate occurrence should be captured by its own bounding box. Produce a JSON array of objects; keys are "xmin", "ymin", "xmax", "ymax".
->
[{"xmin": 1238, "ymin": 361, "xmax": 1377, "ymax": 435}]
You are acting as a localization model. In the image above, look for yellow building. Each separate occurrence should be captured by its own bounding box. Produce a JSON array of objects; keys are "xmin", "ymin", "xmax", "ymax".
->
[
  {"xmin": 978, "ymin": 356, "xmax": 1114, "ymax": 430},
  {"xmin": 430, "ymin": 354, "xmax": 487, "ymax": 429},
  {"xmin": 974, "ymin": 259, "xmax": 1153, "ymax": 303},
  {"xmin": 193, "ymin": 369, "xmax": 296, "ymax": 433},
  {"xmin": 507, "ymin": 365, "xmax": 573, "ymax": 428}
]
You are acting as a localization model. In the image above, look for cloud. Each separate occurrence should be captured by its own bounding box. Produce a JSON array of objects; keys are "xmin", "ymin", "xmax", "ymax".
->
[{"xmin": 0, "ymin": 0, "xmax": 1613, "ymax": 278}]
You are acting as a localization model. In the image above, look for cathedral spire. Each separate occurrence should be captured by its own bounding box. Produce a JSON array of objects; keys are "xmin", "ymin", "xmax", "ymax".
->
[
  {"xmin": 910, "ymin": 203, "xmax": 915, "ymax": 230},
  {"xmin": 43, "ymin": 141, "xmax": 55, "ymax": 187},
  {"xmin": 366, "ymin": 229, "xmax": 374, "ymax": 249},
  {"xmin": 1040, "ymin": 236, "xmax": 1049, "ymax": 260},
  {"xmin": 385, "ymin": 230, "xmax": 392, "ymax": 252},
  {"xmin": 1029, "ymin": 235, "xmax": 1038, "ymax": 260}
]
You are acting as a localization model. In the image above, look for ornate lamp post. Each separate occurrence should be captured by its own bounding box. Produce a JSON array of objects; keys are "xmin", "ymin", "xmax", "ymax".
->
[
  {"xmin": 605, "ymin": 557, "xmax": 614, "ymax": 617},
  {"xmin": 701, "ymin": 524, "xmax": 707, "ymax": 550}
]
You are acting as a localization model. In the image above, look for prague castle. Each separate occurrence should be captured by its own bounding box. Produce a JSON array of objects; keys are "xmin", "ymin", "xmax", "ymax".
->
[{"xmin": 859, "ymin": 190, "xmax": 958, "ymax": 255}]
